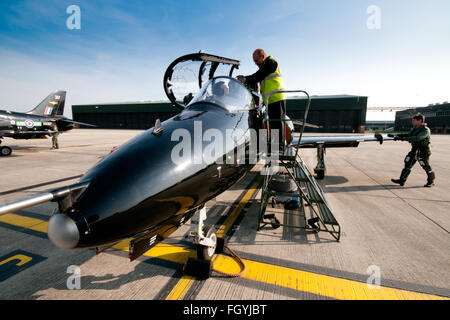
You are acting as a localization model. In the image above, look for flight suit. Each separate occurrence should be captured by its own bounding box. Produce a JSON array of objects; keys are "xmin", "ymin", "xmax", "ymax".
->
[
  {"xmin": 51, "ymin": 124, "xmax": 59, "ymax": 149},
  {"xmin": 52, "ymin": 132, "xmax": 59, "ymax": 149},
  {"xmin": 396, "ymin": 124, "xmax": 434, "ymax": 185}
]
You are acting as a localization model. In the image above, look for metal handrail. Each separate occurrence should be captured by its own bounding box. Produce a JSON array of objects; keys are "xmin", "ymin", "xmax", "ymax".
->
[{"xmin": 263, "ymin": 89, "xmax": 311, "ymax": 160}]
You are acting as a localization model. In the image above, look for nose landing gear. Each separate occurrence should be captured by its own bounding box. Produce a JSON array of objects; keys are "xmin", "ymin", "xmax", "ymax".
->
[
  {"xmin": 184, "ymin": 206, "xmax": 243, "ymax": 279},
  {"xmin": 184, "ymin": 206, "xmax": 218, "ymax": 279}
]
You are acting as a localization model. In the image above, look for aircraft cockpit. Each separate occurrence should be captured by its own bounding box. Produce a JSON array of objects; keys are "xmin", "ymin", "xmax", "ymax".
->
[
  {"xmin": 187, "ymin": 76, "xmax": 256, "ymax": 112},
  {"xmin": 164, "ymin": 52, "xmax": 260, "ymax": 111}
]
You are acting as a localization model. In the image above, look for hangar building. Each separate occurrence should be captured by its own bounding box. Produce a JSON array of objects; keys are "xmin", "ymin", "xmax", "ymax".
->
[
  {"xmin": 395, "ymin": 102, "xmax": 450, "ymax": 134},
  {"xmin": 72, "ymin": 95, "xmax": 367, "ymax": 133},
  {"xmin": 365, "ymin": 121, "xmax": 395, "ymax": 131}
]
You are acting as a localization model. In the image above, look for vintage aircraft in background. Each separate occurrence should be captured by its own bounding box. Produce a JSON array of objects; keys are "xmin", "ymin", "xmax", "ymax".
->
[
  {"xmin": 0, "ymin": 53, "xmax": 392, "ymax": 272},
  {"xmin": 0, "ymin": 90, "xmax": 95, "ymax": 156}
]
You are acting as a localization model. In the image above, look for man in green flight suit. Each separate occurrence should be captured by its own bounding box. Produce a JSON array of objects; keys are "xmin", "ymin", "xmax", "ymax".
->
[{"xmin": 390, "ymin": 113, "xmax": 435, "ymax": 187}]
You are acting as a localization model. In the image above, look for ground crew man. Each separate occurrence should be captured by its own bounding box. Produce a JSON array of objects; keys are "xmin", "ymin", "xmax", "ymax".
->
[
  {"xmin": 390, "ymin": 113, "xmax": 435, "ymax": 187},
  {"xmin": 51, "ymin": 123, "xmax": 59, "ymax": 149},
  {"xmin": 237, "ymin": 49, "xmax": 286, "ymax": 150}
]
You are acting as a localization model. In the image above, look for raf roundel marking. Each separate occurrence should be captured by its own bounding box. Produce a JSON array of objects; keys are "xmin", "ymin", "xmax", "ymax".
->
[{"xmin": 24, "ymin": 120, "xmax": 35, "ymax": 128}]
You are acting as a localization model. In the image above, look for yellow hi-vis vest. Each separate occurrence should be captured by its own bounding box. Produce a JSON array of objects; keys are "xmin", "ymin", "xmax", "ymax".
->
[{"xmin": 260, "ymin": 56, "xmax": 286, "ymax": 105}]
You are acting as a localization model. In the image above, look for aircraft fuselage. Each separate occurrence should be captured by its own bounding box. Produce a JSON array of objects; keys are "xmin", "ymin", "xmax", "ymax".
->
[
  {"xmin": 0, "ymin": 110, "xmax": 56, "ymax": 139},
  {"xmin": 50, "ymin": 102, "xmax": 262, "ymax": 249}
]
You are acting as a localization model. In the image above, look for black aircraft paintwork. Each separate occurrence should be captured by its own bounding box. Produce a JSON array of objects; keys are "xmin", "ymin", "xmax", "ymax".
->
[
  {"xmin": 72, "ymin": 86, "xmax": 259, "ymax": 247},
  {"xmin": 0, "ymin": 90, "xmax": 94, "ymax": 155},
  {"xmin": 0, "ymin": 53, "xmax": 392, "ymax": 258}
]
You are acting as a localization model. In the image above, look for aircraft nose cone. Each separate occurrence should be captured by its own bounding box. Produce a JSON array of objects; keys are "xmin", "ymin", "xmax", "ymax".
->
[{"xmin": 47, "ymin": 214, "xmax": 80, "ymax": 249}]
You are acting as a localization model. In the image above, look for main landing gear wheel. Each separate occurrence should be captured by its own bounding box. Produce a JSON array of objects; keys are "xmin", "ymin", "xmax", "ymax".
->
[
  {"xmin": 1, "ymin": 146, "xmax": 12, "ymax": 157},
  {"xmin": 196, "ymin": 225, "xmax": 217, "ymax": 261}
]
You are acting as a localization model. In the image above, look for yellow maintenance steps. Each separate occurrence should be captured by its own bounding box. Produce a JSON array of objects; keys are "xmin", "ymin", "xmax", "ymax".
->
[{"xmin": 258, "ymin": 146, "xmax": 341, "ymax": 241}]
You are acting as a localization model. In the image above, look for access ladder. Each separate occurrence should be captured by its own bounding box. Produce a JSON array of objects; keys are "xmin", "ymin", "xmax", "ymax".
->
[
  {"xmin": 257, "ymin": 89, "xmax": 341, "ymax": 241},
  {"xmin": 258, "ymin": 147, "xmax": 341, "ymax": 241}
]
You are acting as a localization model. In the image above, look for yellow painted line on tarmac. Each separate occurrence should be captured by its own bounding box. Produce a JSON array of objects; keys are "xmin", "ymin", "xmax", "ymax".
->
[
  {"xmin": 212, "ymin": 254, "xmax": 448, "ymax": 300},
  {"xmin": 2, "ymin": 200, "xmax": 448, "ymax": 300},
  {"xmin": 114, "ymin": 239, "xmax": 448, "ymax": 300},
  {"xmin": 216, "ymin": 177, "xmax": 263, "ymax": 239},
  {"xmin": 0, "ymin": 254, "xmax": 33, "ymax": 266},
  {"xmin": 113, "ymin": 238, "xmax": 197, "ymax": 300},
  {"xmin": 164, "ymin": 176, "xmax": 263, "ymax": 300},
  {"xmin": 112, "ymin": 240, "xmax": 196, "ymax": 264},
  {"xmin": 0, "ymin": 213, "xmax": 48, "ymax": 233},
  {"xmin": 165, "ymin": 276, "xmax": 196, "ymax": 300}
]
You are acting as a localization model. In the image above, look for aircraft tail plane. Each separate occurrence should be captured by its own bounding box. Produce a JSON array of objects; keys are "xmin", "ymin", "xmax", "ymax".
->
[{"xmin": 26, "ymin": 90, "xmax": 66, "ymax": 117}]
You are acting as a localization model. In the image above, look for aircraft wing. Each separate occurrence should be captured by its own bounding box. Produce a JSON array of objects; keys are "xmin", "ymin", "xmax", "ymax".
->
[
  {"xmin": 293, "ymin": 133, "xmax": 393, "ymax": 148},
  {"xmin": 57, "ymin": 119, "xmax": 97, "ymax": 127},
  {"xmin": 0, "ymin": 182, "xmax": 90, "ymax": 217}
]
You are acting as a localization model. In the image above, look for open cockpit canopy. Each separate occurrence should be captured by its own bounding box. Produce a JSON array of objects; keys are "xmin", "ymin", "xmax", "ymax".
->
[{"xmin": 163, "ymin": 53, "xmax": 240, "ymax": 110}]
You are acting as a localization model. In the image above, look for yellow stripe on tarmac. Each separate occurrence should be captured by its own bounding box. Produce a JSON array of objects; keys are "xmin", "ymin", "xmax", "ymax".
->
[
  {"xmin": 165, "ymin": 176, "xmax": 263, "ymax": 300},
  {"xmin": 113, "ymin": 239, "xmax": 199, "ymax": 301},
  {"xmin": 112, "ymin": 240, "xmax": 196, "ymax": 264},
  {"xmin": 113, "ymin": 236, "xmax": 197, "ymax": 300},
  {"xmin": 216, "ymin": 177, "xmax": 263, "ymax": 238},
  {"xmin": 0, "ymin": 254, "xmax": 33, "ymax": 266},
  {"xmin": 0, "ymin": 213, "xmax": 48, "ymax": 233},
  {"xmin": 165, "ymin": 276, "xmax": 196, "ymax": 300},
  {"xmin": 2, "ymin": 206, "xmax": 448, "ymax": 300},
  {"xmin": 114, "ymin": 239, "xmax": 448, "ymax": 300},
  {"xmin": 212, "ymin": 254, "xmax": 448, "ymax": 300},
  {"xmin": 113, "ymin": 240, "xmax": 196, "ymax": 300}
]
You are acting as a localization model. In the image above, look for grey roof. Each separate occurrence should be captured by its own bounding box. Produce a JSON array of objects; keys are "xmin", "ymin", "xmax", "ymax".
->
[
  {"xmin": 74, "ymin": 95, "xmax": 366, "ymax": 107},
  {"xmin": 288, "ymin": 94, "xmax": 366, "ymax": 100},
  {"xmin": 74, "ymin": 100, "xmax": 171, "ymax": 106}
]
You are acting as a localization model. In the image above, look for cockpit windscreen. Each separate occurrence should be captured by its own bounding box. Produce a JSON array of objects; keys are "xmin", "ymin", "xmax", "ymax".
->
[{"xmin": 188, "ymin": 77, "xmax": 255, "ymax": 112}]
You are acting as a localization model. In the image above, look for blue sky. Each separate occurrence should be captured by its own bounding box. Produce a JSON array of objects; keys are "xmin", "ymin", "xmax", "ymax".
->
[{"xmin": 0, "ymin": 0, "xmax": 449, "ymax": 120}]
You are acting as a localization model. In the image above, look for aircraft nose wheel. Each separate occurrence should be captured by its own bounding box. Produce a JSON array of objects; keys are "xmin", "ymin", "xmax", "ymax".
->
[
  {"xmin": 1, "ymin": 146, "xmax": 12, "ymax": 157},
  {"xmin": 196, "ymin": 225, "xmax": 217, "ymax": 260},
  {"xmin": 184, "ymin": 206, "xmax": 219, "ymax": 279}
]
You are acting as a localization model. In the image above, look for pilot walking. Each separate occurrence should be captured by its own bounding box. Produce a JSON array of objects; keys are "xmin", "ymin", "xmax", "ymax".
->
[
  {"xmin": 238, "ymin": 49, "xmax": 286, "ymax": 150},
  {"xmin": 390, "ymin": 113, "xmax": 435, "ymax": 187}
]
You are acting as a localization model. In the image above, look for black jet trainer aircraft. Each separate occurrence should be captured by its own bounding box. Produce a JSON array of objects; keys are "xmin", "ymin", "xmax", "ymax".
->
[
  {"xmin": 0, "ymin": 90, "xmax": 94, "ymax": 156},
  {"xmin": 0, "ymin": 53, "xmax": 392, "ymax": 268}
]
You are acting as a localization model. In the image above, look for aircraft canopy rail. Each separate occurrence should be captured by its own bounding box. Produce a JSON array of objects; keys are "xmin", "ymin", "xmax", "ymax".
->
[{"xmin": 163, "ymin": 52, "xmax": 240, "ymax": 110}]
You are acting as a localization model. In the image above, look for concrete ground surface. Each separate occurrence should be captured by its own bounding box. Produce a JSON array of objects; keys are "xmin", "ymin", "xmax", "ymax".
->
[{"xmin": 0, "ymin": 129, "xmax": 449, "ymax": 300}]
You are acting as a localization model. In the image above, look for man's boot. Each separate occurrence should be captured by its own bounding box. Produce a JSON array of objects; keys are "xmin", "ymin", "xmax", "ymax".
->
[
  {"xmin": 391, "ymin": 178, "xmax": 404, "ymax": 186},
  {"xmin": 424, "ymin": 171, "xmax": 435, "ymax": 188},
  {"xmin": 391, "ymin": 168, "xmax": 410, "ymax": 186}
]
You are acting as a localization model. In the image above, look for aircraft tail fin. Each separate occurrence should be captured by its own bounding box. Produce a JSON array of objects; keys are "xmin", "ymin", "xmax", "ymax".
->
[{"xmin": 26, "ymin": 90, "xmax": 66, "ymax": 117}]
